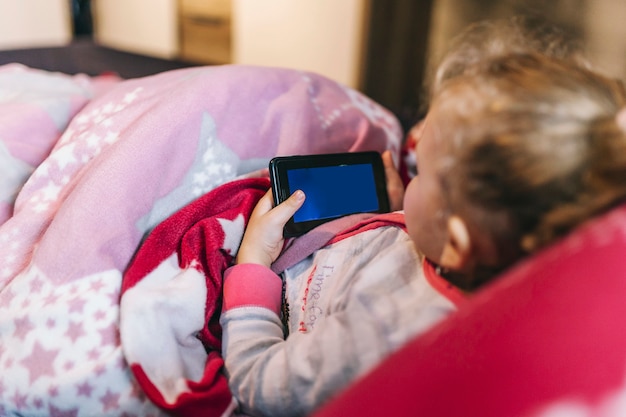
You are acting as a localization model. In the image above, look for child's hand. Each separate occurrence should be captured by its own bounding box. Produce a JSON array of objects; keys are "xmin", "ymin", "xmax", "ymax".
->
[
  {"xmin": 236, "ymin": 189, "xmax": 306, "ymax": 268},
  {"xmin": 382, "ymin": 150, "xmax": 405, "ymax": 212}
]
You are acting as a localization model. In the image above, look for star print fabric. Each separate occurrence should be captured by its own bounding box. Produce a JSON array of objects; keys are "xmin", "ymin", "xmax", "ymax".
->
[
  {"xmin": 0, "ymin": 64, "xmax": 402, "ymax": 416},
  {"xmin": 121, "ymin": 177, "xmax": 269, "ymax": 416}
]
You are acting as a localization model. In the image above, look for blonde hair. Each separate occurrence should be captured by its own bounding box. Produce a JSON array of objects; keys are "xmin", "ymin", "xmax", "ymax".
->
[
  {"xmin": 433, "ymin": 53, "xmax": 626, "ymax": 268},
  {"xmin": 428, "ymin": 16, "xmax": 590, "ymax": 100}
]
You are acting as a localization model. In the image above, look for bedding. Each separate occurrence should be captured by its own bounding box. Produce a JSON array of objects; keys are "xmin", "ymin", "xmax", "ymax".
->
[{"xmin": 0, "ymin": 63, "xmax": 403, "ymax": 416}]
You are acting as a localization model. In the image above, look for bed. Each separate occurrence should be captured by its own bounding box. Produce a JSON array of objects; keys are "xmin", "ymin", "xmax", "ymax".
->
[
  {"xmin": 4, "ymin": 58, "xmax": 626, "ymax": 417},
  {"xmin": 0, "ymin": 62, "xmax": 404, "ymax": 416}
]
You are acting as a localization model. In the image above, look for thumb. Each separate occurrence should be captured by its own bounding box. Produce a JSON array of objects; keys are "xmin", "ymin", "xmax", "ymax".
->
[
  {"xmin": 237, "ymin": 190, "xmax": 306, "ymax": 266},
  {"xmin": 249, "ymin": 189, "xmax": 305, "ymax": 225},
  {"xmin": 271, "ymin": 190, "xmax": 305, "ymax": 226}
]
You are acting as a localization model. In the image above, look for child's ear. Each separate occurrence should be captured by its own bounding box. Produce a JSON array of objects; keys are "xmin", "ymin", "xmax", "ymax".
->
[{"xmin": 439, "ymin": 216, "xmax": 473, "ymax": 271}]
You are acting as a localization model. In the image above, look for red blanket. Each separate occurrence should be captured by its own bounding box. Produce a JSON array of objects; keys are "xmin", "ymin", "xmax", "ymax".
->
[{"xmin": 121, "ymin": 177, "xmax": 270, "ymax": 416}]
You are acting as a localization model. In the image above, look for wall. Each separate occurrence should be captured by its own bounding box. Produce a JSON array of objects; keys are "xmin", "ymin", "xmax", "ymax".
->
[
  {"xmin": 232, "ymin": 0, "xmax": 369, "ymax": 89},
  {"xmin": 585, "ymin": 0, "xmax": 626, "ymax": 79},
  {"xmin": 92, "ymin": 0, "xmax": 179, "ymax": 59},
  {"xmin": 0, "ymin": 0, "xmax": 72, "ymax": 49},
  {"xmin": 426, "ymin": 0, "xmax": 626, "ymax": 81}
]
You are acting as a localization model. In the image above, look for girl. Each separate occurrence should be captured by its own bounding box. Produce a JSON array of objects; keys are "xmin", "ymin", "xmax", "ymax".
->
[
  {"xmin": 220, "ymin": 22, "xmax": 626, "ymax": 417},
  {"xmin": 408, "ymin": 51, "xmax": 626, "ymax": 290}
]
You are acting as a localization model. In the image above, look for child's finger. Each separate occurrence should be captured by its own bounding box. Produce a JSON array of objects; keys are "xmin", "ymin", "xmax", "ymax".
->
[
  {"xmin": 382, "ymin": 150, "xmax": 397, "ymax": 173},
  {"xmin": 268, "ymin": 190, "xmax": 305, "ymax": 228},
  {"xmin": 237, "ymin": 190, "xmax": 306, "ymax": 266},
  {"xmin": 382, "ymin": 151, "xmax": 405, "ymax": 211}
]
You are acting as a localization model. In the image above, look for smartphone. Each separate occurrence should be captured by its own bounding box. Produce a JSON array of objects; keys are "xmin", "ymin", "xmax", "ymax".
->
[{"xmin": 269, "ymin": 151, "xmax": 390, "ymax": 237}]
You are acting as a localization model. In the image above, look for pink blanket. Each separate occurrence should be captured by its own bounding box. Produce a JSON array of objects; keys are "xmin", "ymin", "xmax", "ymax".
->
[{"xmin": 0, "ymin": 64, "xmax": 402, "ymax": 416}]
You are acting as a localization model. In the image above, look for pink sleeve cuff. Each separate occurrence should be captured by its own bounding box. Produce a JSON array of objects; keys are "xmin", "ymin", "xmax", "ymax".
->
[{"xmin": 222, "ymin": 263, "xmax": 283, "ymax": 315}]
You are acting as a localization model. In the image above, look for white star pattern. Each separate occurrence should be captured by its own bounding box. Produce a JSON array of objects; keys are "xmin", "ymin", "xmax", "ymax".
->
[
  {"xmin": 343, "ymin": 86, "xmax": 403, "ymax": 152},
  {"xmin": 303, "ymin": 74, "xmax": 351, "ymax": 131},
  {"xmin": 217, "ymin": 214, "xmax": 246, "ymax": 256},
  {"xmin": 0, "ymin": 266, "xmax": 164, "ymax": 416},
  {"xmin": 0, "ymin": 82, "xmax": 139, "ymax": 293},
  {"xmin": 122, "ymin": 88, "xmax": 142, "ymax": 103},
  {"xmin": 41, "ymin": 181, "xmax": 62, "ymax": 201},
  {"xmin": 51, "ymin": 142, "xmax": 78, "ymax": 170},
  {"xmin": 189, "ymin": 112, "xmax": 240, "ymax": 196},
  {"xmin": 133, "ymin": 110, "xmax": 242, "ymax": 235}
]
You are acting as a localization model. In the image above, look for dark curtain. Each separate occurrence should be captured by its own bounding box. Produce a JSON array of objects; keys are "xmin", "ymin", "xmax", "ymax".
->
[
  {"xmin": 361, "ymin": 0, "xmax": 435, "ymax": 133},
  {"xmin": 72, "ymin": 0, "xmax": 93, "ymax": 36}
]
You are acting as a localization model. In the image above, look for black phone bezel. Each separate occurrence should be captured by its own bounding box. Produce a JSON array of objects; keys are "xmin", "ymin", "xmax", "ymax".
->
[{"xmin": 269, "ymin": 151, "xmax": 390, "ymax": 237}]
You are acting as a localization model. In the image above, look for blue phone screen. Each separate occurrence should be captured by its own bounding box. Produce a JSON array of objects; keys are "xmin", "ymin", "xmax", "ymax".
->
[{"xmin": 287, "ymin": 163, "xmax": 379, "ymax": 223}]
